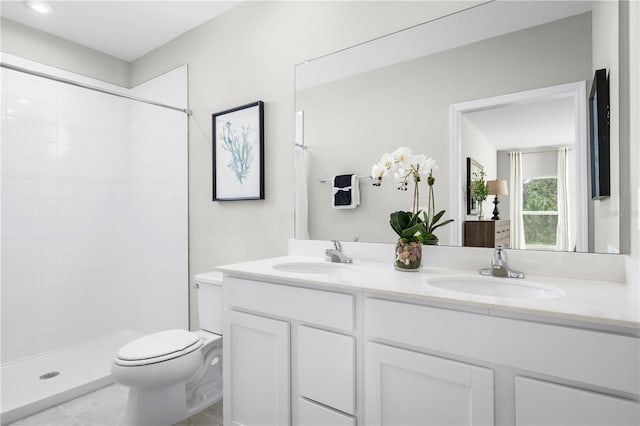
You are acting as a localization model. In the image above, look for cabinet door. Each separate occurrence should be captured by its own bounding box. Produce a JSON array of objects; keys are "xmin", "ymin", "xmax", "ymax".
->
[
  {"xmin": 515, "ymin": 376, "xmax": 640, "ymax": 426},
  {"xmin": 365, "ymin": 342, "xmax": 494, "ymax": 426},
  {"xmin": 224, "ymin": 310, "xmax": 290, "ymax": 426}
]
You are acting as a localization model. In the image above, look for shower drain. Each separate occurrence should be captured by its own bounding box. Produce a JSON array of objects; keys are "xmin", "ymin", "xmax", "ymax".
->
[{"xmin": 39, "ymin": 371, "xmax": 60, "ymax": 380}]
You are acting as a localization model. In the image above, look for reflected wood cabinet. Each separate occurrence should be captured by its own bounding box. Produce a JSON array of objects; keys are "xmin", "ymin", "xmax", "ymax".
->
[{"xmin": 464, "ymin": 220, "xmax": 510, "ymax": 248}]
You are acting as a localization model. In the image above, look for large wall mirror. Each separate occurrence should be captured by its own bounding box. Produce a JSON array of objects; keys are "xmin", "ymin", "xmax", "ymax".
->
[{"xmin": 294, "ymin": 0, "xmax": 626, "ymax": 254}]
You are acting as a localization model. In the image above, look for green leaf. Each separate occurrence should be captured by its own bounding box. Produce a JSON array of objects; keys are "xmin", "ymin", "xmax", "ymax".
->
[
  {"xmin": 389, "ymin": 211, "xmax": 412, "ymax": 238},
  {"xmin": 420, "ymin": 232, "xmax": 439, "ymax": 242},
  {"xmin": 430, "ymin": 210, "xmax": 445, "ymax": 226},
  {"xmin": 402, "ymin": 222, "xmax": 427, "ymax": 238},
  {"xmin": 431, "ymin": 218, "xmax": 454, "ymax": 232}
]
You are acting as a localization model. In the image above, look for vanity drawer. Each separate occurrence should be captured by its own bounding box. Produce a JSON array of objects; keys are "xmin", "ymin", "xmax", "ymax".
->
[
  {"xmin": 297, "ymin": 397, "xmax": 356, "ymax": 426},
  {"xmin": 297, "ymin": 325, "xmax": 355, "ymax": 415},
  {"xmin": 224, "ymin": 276, "xmax": 355, "ymax": 331}
]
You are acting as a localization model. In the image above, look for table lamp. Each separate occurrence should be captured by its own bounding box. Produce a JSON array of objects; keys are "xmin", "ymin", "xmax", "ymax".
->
[{"xmin": 487, "ymin": 180, "xmax": 508, "ymax": 220}]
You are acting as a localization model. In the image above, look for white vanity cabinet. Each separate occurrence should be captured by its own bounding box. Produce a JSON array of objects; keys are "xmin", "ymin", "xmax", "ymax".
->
[
  {"xmin": 220, "ymin": 262, "xmax": 639, "ymax": 426},
  {"xmin": 364, "ymin": 297, "xmax": 640, "ymax": 426},
  {"xmin": 224, "ymin": 310, "xmax": 290, "ymax": 426},
  {"xmin": 223, "ymin": 276, "xmax": 359, "ymax": 426},
  {"xmin": 365, "ymin": 341, "xmax": 494, "ymax": 425},
  {"xmin": 515, "ymin": 377, "xmax": 640, "ymax": 426},
  {"xmin": 297, "ymin": 325, "xmax": 356, "ymax": 417}
]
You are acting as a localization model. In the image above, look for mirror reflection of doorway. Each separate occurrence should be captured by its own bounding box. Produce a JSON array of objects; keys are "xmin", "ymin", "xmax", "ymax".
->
[{"xmin": 451, "ymin": 82, "xmax": 587, "ymax": 252}]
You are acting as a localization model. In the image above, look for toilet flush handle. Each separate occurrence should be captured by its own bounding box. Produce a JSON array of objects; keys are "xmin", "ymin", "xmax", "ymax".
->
[{"xmin": 194, "ymin": 283, "xmax": 199, "ymax": 289}]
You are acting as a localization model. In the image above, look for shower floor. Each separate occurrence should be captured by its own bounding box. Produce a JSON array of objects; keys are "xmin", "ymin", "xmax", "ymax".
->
[{"xmin": 1, "ymin": 330, "xmax": 143, "ymax": 425}]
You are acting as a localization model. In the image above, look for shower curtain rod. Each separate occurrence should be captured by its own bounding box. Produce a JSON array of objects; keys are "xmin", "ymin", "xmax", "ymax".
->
[{"xmin": 0, "ymin": 62, "xmax": 193, "ymax": 116}]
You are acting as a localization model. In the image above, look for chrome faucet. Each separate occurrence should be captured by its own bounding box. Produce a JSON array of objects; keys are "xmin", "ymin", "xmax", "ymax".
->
[
  {"xmin": 325, "ymin": 240, "xmax": 353, "ymax": 263},
  {"xmin": 479, "ymin": 247, "xmax": 524, "ymax": 278}
]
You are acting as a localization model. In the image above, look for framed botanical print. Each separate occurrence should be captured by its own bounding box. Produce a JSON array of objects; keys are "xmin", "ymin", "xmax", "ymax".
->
[{"xmin": 212, "ymin": 101, "xmax": 264, "ymax": 201}]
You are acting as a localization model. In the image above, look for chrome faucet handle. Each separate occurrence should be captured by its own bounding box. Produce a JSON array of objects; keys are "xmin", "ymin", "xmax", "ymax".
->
[
  {"xmin": 493, "ymin": 247, "xmax": 507, "ymax": 265},
  {"xmin": 325, "ymin": 240, "xmax": 352, "ymax": 263},
  {"xmin": 480, "ymin": 246, "xmax": 525, "ymax": 278}
]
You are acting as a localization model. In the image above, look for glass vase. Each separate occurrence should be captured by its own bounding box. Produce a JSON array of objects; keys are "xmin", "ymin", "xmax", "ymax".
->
[{"xmin": 394, "ymin": 239, "xmax": 422, "ymax": 271}]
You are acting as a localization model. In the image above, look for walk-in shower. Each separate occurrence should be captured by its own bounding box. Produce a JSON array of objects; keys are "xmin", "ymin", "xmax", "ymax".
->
[{"xmin": 0, "ymin": 53, "xmax": 189, "ymax": 423}]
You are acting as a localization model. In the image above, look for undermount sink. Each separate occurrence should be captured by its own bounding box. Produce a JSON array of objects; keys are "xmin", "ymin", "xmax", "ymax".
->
[
  {"xmin": 427, "ymin": 276, "xmax": 564, "ymax": 299},
  {"xmin": 272, "ymin": 262, "xmax": 349, "ymax": 274}
]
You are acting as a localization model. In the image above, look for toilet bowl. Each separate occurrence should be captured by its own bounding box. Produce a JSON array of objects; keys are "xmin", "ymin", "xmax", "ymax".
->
[{"xmin": 112, "ymin": 272, "xmax": 223, "ymax": 426}]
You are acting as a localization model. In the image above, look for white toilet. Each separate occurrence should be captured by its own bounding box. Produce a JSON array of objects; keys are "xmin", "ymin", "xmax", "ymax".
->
[{"xmin": 112, "ymin": 272, "xmax": 223, "ymax": 426}]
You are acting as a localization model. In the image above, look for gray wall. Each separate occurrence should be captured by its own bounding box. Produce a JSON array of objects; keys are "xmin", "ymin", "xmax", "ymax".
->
[{"xmin": 0, "ymin": 18, "xmax": 130, "ymax": 87}]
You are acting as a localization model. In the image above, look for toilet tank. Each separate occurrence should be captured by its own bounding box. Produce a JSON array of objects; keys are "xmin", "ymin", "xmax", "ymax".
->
[{"xmin": 194, "ymin": 271, "xmax": 223, "ymax": 335}]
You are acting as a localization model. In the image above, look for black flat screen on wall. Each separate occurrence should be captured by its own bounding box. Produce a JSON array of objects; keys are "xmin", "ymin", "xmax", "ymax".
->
[{"xmin": 588, "ymin": 68, "xmax": 610, "ymax": 199}]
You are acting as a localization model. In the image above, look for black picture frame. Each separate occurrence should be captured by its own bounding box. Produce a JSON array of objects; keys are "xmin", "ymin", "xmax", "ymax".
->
[
  {"xmin": 589, "ymin": 68, "xmax": 610, "ymax": 199},
  {"xmin": 212, "ymin": 101, "xmax": 265, "ymax": 201},
  {"xmin": 466, "ymin": 157, "xmax": 483, "ymax": 215}
]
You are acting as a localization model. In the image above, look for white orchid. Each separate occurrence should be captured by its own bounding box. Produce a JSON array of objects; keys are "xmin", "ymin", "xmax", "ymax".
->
[
  {"xmin": 371, "ymin": 146, "xmax": 438, "ymax": 211},
  {"xmin": 412, "ymin": 154, "xmax": 437, "ymax": 176},
  {"xmin": 393, "ymin": 167, "xmax": 408, "ymax": 178},
  {"xmin": 380, "ymin": 153, "xmax": 394, "ymax": 170},
  {"xmin": 371, "ymin": 162, "xmax": 388, "ymax": 185},
  {"xmin": 371, "ymin": 149, "xmax": 437, "ymax": 186},
  {"xmin": 371, "ymin": 147, "xmax": 453, "ymax": 255},
  {"xmin": 392, "ymin": 147, "xmax": 412, "ymax": 167}
]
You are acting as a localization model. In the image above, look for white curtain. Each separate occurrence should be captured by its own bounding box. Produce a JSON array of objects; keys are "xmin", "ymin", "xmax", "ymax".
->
[
  {"xmin": 294, "ymin": 111, "xmax": 310, "ymax": 239},
  {"xmin": 509, "ymin": 152, "xmax": 526, "ymax": 249},
  {"xmin": 556, "ymin": 147, "xmax": 573, "ymax": 251}
]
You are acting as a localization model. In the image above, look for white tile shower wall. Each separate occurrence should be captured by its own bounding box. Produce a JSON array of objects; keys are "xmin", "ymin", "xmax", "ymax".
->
[
  {"xmin": 1, "ymin": 69, "xmax": 131, "ymax": 362},
  {"xmin": 127, "ymin": 66, "xmax": 188, "ymax": 334},
  {"xmin": 1, "ymin": 56, "xmax": 188, "ymax": 362}
]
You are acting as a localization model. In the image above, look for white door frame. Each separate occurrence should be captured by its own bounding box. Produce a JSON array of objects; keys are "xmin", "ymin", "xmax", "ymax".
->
[{"xmin": 449, "ymin": 81, "xmax": 588, "ymax": 252}]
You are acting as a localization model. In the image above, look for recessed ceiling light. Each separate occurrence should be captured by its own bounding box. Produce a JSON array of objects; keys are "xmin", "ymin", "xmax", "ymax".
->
[{"xmin": 24, "ymin": 1, "xmax": 53, "ymax": 14}]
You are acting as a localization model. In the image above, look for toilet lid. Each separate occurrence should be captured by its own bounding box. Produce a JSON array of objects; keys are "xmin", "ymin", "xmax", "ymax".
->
[{"xmin": 117, "ymin": 329, "xmax": 202, "ymax": 362}]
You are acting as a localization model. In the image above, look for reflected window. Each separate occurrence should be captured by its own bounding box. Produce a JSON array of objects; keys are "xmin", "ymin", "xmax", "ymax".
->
[{"xmin": 523, "ymin": 177, "xmax": 557, "ymax": 248}]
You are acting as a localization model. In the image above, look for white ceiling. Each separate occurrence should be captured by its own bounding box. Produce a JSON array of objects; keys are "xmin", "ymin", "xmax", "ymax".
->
[
  {"xmin": 464, "ymin": 97, "xmax": 576, "ymax": 151},
  {"xmin": 0, "ymin": 1, "xmax": 239, "ymax": 61}
]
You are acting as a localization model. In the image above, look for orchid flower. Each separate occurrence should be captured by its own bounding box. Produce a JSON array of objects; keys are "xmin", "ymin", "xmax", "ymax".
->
[{"xmin": 371, "ymin": 147, "xmax": 452, "ymax": 244}]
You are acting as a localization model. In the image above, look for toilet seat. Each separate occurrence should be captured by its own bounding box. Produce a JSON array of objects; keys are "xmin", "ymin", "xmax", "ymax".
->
[{"xmin": 114, "ymin": 329, "xmax": 203, "ymax": 367}]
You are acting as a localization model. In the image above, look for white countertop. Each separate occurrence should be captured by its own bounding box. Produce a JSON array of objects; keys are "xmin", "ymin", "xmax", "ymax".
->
[{"xmin": 216, "ymin": 256, "xmax": 640, "ymax": 330}]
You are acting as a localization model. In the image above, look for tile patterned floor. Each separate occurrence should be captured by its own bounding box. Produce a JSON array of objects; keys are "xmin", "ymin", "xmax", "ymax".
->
[{"xmin": 7, "ymin": 383, "xmax": 222, "ymax": 426}]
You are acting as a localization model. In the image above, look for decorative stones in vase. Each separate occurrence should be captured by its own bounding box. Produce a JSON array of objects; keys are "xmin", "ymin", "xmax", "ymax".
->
[{"xmin": 395, "ymin": 239, "xmax": 422, "ymax": 271}]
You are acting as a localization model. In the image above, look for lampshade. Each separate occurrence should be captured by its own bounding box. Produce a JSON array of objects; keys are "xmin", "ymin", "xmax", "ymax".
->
[{"xmin": 487, "ymin": 179, "xmax": 508, "ymax": 196}]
